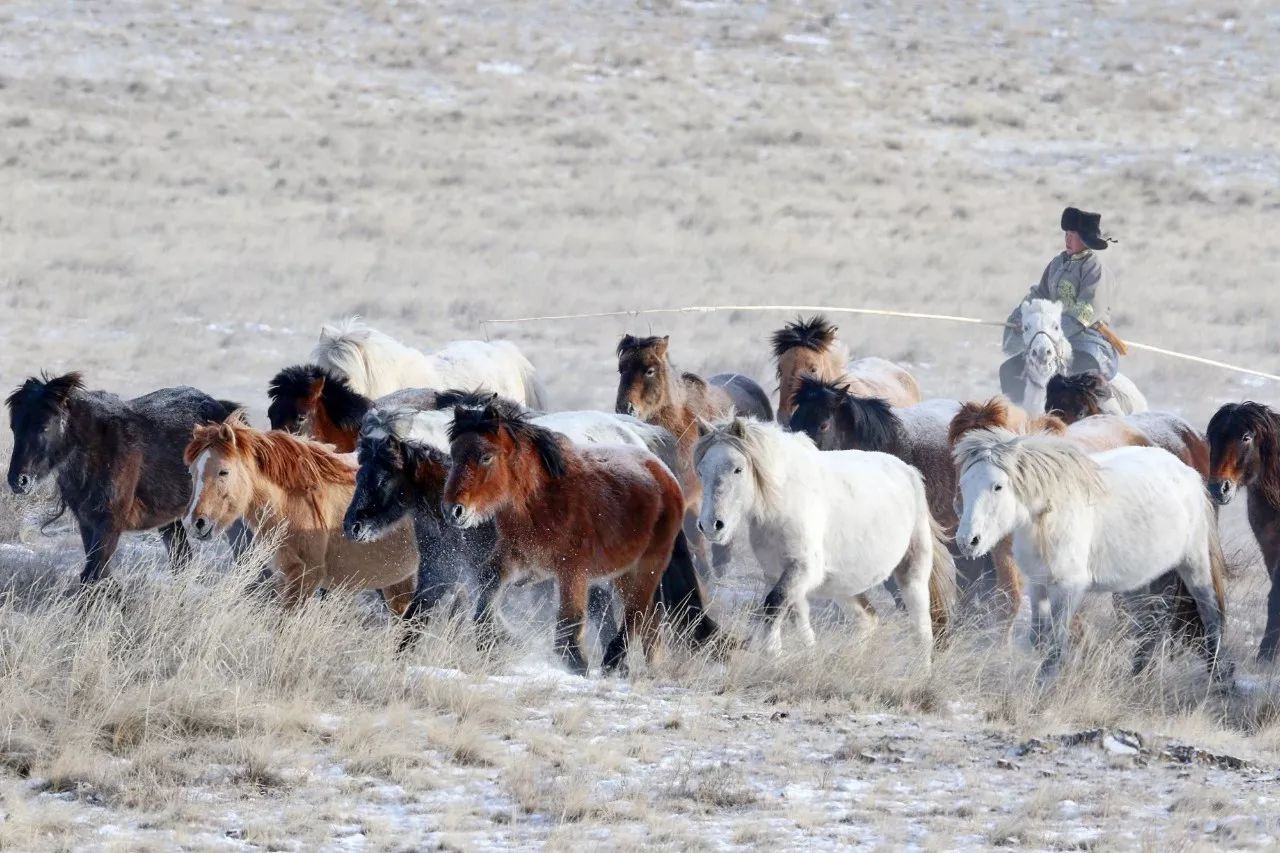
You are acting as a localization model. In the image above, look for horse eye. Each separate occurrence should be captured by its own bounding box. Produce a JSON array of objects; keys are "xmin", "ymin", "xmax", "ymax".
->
[
  {"xmin": 480, "ymin": 453, "xmax": 496, "ymax": 467},
  {"xmin": 1243, "ymin": 433, "xmax": 1253, "ymax": 444},
  {"xmin": 218, "ymin": 469, "xmax": 229, "ymax": 477},
  {"xmin": 993, "ymin": 484, "xmax": 1003, "ymax": 492},
  {"xmin": 644, "ymin": 367, "xmax": 657, "ymax": 378},
  {"xmin": 819, "ymin": 422, "xmax": 831, "ymax": 432},
  {"xmin": 733, "ymin": 467, "xmax": 743, "ymax": 474}
]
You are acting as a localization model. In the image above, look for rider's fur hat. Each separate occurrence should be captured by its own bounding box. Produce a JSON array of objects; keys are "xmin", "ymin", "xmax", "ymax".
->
[{"xmin": 1061, "ymin": 207, "xmax": 1114, "ymax": 251}]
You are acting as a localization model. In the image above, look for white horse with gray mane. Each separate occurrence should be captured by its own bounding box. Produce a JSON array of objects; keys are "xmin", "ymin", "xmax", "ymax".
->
[
  {"xmin": 693, "ymin": 417, "xmax": 955, "ymax": 666},
  {"xmin": 954, "ymin": 428, "xmax": 1229, "ymax": 680},
  {"xmin": 1020, "ymin": 300, "xmax": 1146, "ymax": 417},
  {"xmin": 311, "ymin": 317, "xmax": 548, "ymax": 406}
]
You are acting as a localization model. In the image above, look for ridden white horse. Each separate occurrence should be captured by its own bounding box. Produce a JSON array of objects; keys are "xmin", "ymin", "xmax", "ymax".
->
[
  {"xmin": 311, "ymin": 317, "xmax": 548, "ymax": 407},
  {"xmin": 1019, "ymin": 300, "xmax": 1146, "ymax": 417},
  {"xmin": 693, "ymin": 417, "xmax": 955, "ymax": 666},
  {"xmin": 954, "ymin": 428, "xmax": 1228, "ymax": 679}
]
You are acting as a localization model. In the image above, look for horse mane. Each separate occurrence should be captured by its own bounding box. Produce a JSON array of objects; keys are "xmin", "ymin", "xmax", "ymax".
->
[
  {"xmin": 1046, "ymin": 373, "xmax": 1112, "ymax": 420},
  {"xmin": 434, "ymin": 388, "xmax": 512, "ymax": 413},
  {"xmin": 616, "ymin": 334, "xmax": 666, "ymax": 359},
  {"xmin": 6, "ymin": 371, "xmax": 85, "ymax": 414},
  {"xmin": 267, "ymin": 364, "xmax": 372, "ymax": 432},
  {"xmin": 185, "ymin": 418, "xmax": 354, "ymax": 491},
  {"xmin": 361, "ymin": 405, "xmax": 451, "ymax": 451},
  {"xmin": 953, "ymin": 428, "xmax": 1105, "ymax": 508},
  {"xmin": 448, "ymin": 402, "xmax": 567, "ymax": 479},
  {"xmin": 770, "ymin": 315, "xmax": 838, "ymax": 358},
  {"xmin": 839, "ymin": 394, "xmax": 903, "ymax": 453},
  {"xmin": 1208, "ymin": 402, "xmax": 1280, "ymax": 506},
  {"xmin": 948, "ymin": 397, "xmax": 1015, "ymax": 446},
  {"xmin": 693, "ymin": 417, "xmax": 788, "ymax": 513}
]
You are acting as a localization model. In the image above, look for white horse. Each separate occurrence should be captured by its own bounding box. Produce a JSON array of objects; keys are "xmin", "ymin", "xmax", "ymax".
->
[
  {"xmin": 693, "ymin": 417, "xmax": 954, "ymax": 665},
  {"xmin": 1019, "ymin": 300, "xmax": 1146, "ymax": 417},
  {"xmin": 953, "ymin": 428, "xmax": 1228, "ymax": 679},
  {"xmin": 311, "ymin": 317, "xmax": 548, "ymax": 407}
]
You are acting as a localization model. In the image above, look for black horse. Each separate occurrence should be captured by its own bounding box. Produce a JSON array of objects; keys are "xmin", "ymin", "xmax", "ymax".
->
[{"xmin": 6, "ymin": 372, "xmax": 242, "ymax": 584}]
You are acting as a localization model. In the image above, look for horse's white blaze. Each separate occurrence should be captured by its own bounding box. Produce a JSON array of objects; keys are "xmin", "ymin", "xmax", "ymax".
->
[{"xmin": 186, "ymin": 449, "xmax": 212, "ymax": 525}]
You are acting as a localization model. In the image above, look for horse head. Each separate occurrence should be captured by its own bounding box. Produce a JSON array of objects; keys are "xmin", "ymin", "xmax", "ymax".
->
[
  {"xmin": 788, "ymin": 375, "xmax": 846, "ymax": 449},
  {"xmin": 693, "ymin": 417, "xmax": 781, "ymax": 544},
  {"xmin": 1207, "ymin": 402, "xmax": 1280, "ymax": 506},
  {"xmin": 183, "ymin": 419, "xmax": 255, "ymax": 540},
  {"xmin": 770, "ymin": 315, "xmax": 844, "ymax": 420},
  {"xmin": 615, "ymin": 334, "xmax": 674, "ymax": 420},
  {"xmin": 1045, "ymin": 373, "xmax": 1111, "ymax": 424},
  {"xmin": 346, "ymin": 408, "xmax": 450, "ymax": 542},
  {"xmin": 444, "ymin": 401, "xmax": 566, "ymax": 528},
  {"xmin": 5, "ymin": 372, "xmax": 83, "ymax": 495},
  {"xmin": 1020, "ymin": 299, "xmax": 1072, "ymax": 383}
]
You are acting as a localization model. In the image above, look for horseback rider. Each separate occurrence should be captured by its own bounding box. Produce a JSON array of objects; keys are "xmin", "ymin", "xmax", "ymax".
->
[{"xmin": 999, "ymin": 206, "xmax": 1125, "ymax": 401}]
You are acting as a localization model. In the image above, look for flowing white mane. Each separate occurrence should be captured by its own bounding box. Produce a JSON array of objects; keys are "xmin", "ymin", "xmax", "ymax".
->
[
  {"xmin": 693, "ymin": 417, "xmax": 811, "ymax": 513},
  {"xmin": 954, "ymin": 427, "xmax": 1105, "ymax": 508}
]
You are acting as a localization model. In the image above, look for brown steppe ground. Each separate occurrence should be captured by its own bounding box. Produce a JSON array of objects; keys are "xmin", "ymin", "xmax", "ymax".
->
[{"xmin": 2, "ymin": 1, "xmax": 1280, "ymax": 849}]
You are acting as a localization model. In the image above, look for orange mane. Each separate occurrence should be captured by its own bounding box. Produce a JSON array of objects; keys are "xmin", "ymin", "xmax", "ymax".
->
[{"xmin": 185, "ymin": 418, "xmax": 355, "ymax": 491}]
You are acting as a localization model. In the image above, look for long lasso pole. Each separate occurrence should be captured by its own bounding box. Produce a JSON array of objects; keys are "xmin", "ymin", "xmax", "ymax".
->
[{"xmin": 479, "ymin": 304, "xmax": 1280, "ymax": 383}]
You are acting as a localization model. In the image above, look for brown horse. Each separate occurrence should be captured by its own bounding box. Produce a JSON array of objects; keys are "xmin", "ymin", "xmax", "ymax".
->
[
  {"xmin": 1207, "ymin": 402, "xmax": 1280, "ymax": 660},
  {"xmin": 770, "ymin": 315, "xmax": 921, "ymax": 423},
  {"xmin": 1046, "ymin": 373, "xmax": 1211, "ymax": 477},
  {"xmin": 184, "ymin": 418, "xmax": 418, "ymax": 612},
  {"xmin": 443, "ymin": 401, "xmax": 694, "ymax": 675},
  {"xmin": 950, "ymin": 396, "xmax": 1225, "ymax": 652},
  {"xmin": 266, "ymin": 364, "xmax": 439, "ymax": 452}
]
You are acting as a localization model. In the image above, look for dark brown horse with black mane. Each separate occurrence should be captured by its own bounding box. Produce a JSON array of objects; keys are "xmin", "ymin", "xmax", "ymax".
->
[
  {"xmin": 266, "ymin": 364, "xmax": 439, "ymax": 452},
  {"xmin": 6, "ymin": 372, "xmax": 243, "ymax": 584},
  {"xmin": 1208, "ymin": 401, "xmax": 1280, "ymax": 661},
  {"xmin": 443, "ymin": 400, "xmax": 715, "ymax": 675}
]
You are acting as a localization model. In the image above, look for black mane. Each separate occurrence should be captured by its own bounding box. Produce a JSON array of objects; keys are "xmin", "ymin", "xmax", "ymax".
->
[
  {"xmin": 1047, "ymin": 372, "xmax": 1112, "ymax": 399},
  {"xmin": 448, "ymin": 402, "xmax": 567, "ymax": 478},
  {"xmin": 616, "ymin": 334, "xmax": 665, "ymax": 358},
  {"xmin": 792, "ymin": 375, "xmax": 903, "ymax": 453},
  {"xmin": 770, "ymin": 315, "xmax": 838, "ymax": 358},
  {"xmin": 6, "ymin": 372, "xmax": 85, "ymax": 417},
  {"xmin": 267, "ymin": 364, "xmax": 372, "ymax": 431},
  {"xmin": 434, "ymin": 388, "xmax": 508, "ymax": 412}
]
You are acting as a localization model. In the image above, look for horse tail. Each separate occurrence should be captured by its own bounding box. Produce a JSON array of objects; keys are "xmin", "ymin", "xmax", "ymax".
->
[
  {"xmin": 310, "ymin": 317, "xmax": 374, "ymax": 396},
  {"xmin": 513, "ymin": 345, "xmax": 549, "ymax": 410},
  {"xmin": 1167, "ymin": 498, "xmax": 1228, "ymax": 649},
  {"xmin": 655, "ymin": 530, "xmax": 718, "ymax": 647},
  {"xmin": 925, "ymin": 511, "xmax": 958, "ymax": 642}
]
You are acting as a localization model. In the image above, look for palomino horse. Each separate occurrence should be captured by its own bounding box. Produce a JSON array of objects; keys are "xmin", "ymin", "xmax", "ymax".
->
[
  {"xmin": 184, "ymin": 418, "xmax": 418, "ymax": 612},
  {"xmin": 694, "ymin": 417, "xmax": 954, "ymax": 666},
  {"xmin": 443, "ymin": 401, "xmax": 699, "ymax": 675},
  {"xmin": 1207, "ymin": 402, "xmax": 1280, "ymax": 661},
  {"xmin": 267, "ymin": 363, "xmax": 439, "ymax": 452},
  {"xmin": 1019, "ymin": 300, "xmax": 1147, "ymax": 417},
  {"xmin": 310, "ymin": 317, "xmax": 548, "ymax": 406},
  {"xmin": 344, "ymin": 403, "xmax": 715, "ymax": 651},
  {"xmin": 615, "ymin": 333, "xmax": 773, "ymax": 572},
  {"xmin": 947, "ymin": 396, "xmax": 1226, "ymax": 646},
  {"xmin": 769, "ymin": 315, "xmax": 920, "ymax": 423},
  {"xmin": 955, "ymin": 429, "xmax": 1229, "ymax": 680},
  {"xmin": 6, "ymin": 372, "xmax": 243, "ymax": 584}
]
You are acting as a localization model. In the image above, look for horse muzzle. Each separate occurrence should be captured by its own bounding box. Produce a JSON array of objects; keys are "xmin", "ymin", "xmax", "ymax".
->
[
  {"xmin": 1207, "ymin": 479, "xmax": 1235, "ymax": 506},
  {"xmin": 446, "ymin": 502, "xmax": 479, "ymax": 529},
  {"xmin": 957, "ymin": 532, "xmax": 986, "ymax": 559},
  {"xmin": 187, "ymin": 515, "xmax": 216, "ymax": 541},
  {"xmin": 8, "ymin": 472, "xmax": 36, "ymax": 495},
  {"xmin": 696, "ymin": 517, "xmax": 729, "ymax": 545},
  {"xmin": 344, "ymin": 518, "xmax": 373, "ymax": 542}
]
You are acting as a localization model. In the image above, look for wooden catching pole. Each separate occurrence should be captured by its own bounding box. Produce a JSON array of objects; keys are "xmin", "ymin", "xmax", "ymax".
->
[{"xmin": 480, "ymin": 304, "xmax": 1280, "ymax": 384}]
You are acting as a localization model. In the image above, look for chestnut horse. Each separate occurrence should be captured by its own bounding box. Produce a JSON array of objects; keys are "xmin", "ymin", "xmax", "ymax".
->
[
  {"xmin": 1207, "ymin": 402, "xmax": 1280, "ymax": 660},
  {"xmin": 443, "ymin": 401, "xmax": 697, "ymax": 675},
  {"xmin": 949, "ymin": 396, "xmax": 1225, "ymax": 653},
  {"xmin": 6, "ymin": 372, "xmax": 243, "ymax": 584},
  {"xmin": 267, "ymin": 364, "xmax": 438, "ymax": 452},
  {"xmin": 184, "ymin": 418, "xmax": 418, "ymax": 612},
  {"xmin": 615, "ymin": 334, "xmax": 772, "ymax": 573},
  {"xmin": 770, "ymin": 315, "xmax": 921, "ymax": 423}
]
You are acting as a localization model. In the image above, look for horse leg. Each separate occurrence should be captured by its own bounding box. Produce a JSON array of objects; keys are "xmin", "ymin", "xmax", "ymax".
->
[
  {"xmin": 277, "ymin": 558, "xmax": 322, "ymax": 610},
  {"xmin": 381, "ymin": 575, "xmax": 417, "ymax": 619},
  {"xmin": 160, "ymin": 520, "xmax": 193, "ymax": 573},
  {"xmin": 1174, "ymin": 555, "xmax": 1230, "ymax": 681},
  {"xmin": 993, "ymin": 537, "xmax": 1022, "ymax": 635},
  {"xmin": 1039, "ymin": 584, "xmax": 1084, "ymax": 680},
  {"xmin": 553, "ymin": 574, "xmax": 590, "ymax": 676},
  {"xmin": 78, "ymin": 517, "xmax": 121, "ymax": 585},
  {"xmin": 1260, "ymin": 573, "xmax": 1280, "ymax": 663},
  {"xmin": 759, "ymin": 558, "xmax": 813, "ymax": 656},
  {"xmin": 1028, "ymin": 583, "xmax": 1050, "ymax": 652},
  {"xmin": 790, "ymin": 592, "xmax": 816, "ymax": 648},
  {"xmin": 1121, "ymin": 588, "xmax": 1169, "ymax": 676},
  {"xmin": 892, "ymin": 563, "xmax": 935, "ymax": 670},
  {"xmin": 605, "ymin": 556, "xmax": 668, "ymax": 674}
]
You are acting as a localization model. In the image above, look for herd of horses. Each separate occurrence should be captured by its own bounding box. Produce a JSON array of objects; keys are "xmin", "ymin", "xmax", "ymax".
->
[{"xmin": 6, "ymin": 306, "xmax": 1280, "ymax": 681}]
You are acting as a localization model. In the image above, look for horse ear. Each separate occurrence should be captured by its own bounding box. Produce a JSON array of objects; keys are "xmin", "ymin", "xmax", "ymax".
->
[
  {"xmin": 306, "ymin": 376, "xmax": 325, "ymax": 403},
  {"xmin": 696, "ymin": 416, "xmax": 713, "ymax": 438},
  {"xmin": 218, "ymin": 422, "xmax": 237, "ymax": 445},
  {"xmin": 655, "ymin": 336, "xmax": 670, "ymax": 357},
  {"xmin": 728, "ymin": 418, "xmax": 747, "ymax": 439}
]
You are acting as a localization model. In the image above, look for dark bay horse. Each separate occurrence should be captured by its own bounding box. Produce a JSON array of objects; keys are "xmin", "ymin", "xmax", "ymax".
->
[
  {"xmin": 267, "ymin": 364, "xmax": 438, "ymax": 452},
  {"xmin": 443, "ymin": 400, "xmax": 714, "ymax": 675},
  {"xmin": 1208, "ymin": 402, "xmax": 1280, "ymax": 660},
  {"xmin": 615, "ymin": 334, "xmax": 772, "ymax": 573},
  {"xmin": 6, "ymin": 372, "xmax": 241, "ymax": 584}
]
